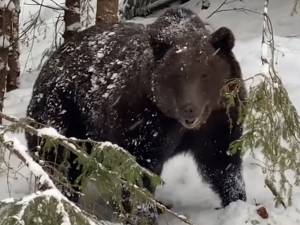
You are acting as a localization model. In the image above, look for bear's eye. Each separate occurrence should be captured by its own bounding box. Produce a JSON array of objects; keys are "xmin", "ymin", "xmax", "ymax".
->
[{"xmin": 200, "ymin": 73, "xmax": 209, "ymax": 80}]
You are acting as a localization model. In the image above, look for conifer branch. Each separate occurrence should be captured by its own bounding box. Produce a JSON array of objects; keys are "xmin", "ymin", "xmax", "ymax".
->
[{"xmin": 0, "ymin": 111, "xmax": 198, "ymax": 225}]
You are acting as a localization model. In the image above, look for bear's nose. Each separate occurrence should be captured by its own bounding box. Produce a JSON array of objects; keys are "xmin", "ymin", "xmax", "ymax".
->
[{"xmin": 182, "ymin": 104, "xmax": 197, "ymax": 119}]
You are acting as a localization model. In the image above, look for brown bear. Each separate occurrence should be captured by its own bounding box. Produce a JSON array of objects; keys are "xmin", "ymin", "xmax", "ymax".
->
[{"xmin": 26, "ymin": 8, "xmax": 246, "ymax": 208}]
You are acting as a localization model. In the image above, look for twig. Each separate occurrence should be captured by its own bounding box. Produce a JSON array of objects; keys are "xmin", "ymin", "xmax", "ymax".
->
[
  {"xmin": 207, "ymin": 0, "xmax": 261, "ymax": 19},
  {"xmin": 23, "ymin": 0, "xmax": 44, "ymax": 70},
  {"xmin": 6, "ymin": 151, "xmax": 12, "ymax": 197},
  {"xmin": 260, "ymin": 0, "xmax": 288, "ymax": 209},
  {"xmin": 207, "ymin": 0, "xmax": 228, "ymax": 19},
  {"xmin": 265, "ymin": 179, "xmax": 287, "ymax": 208},
  {"xmin": 291, "ymin": 0, "xmax": 300, "ymax": 15},
  {"xmin": 26, "ymin": 0, "xmax": 67, "ymax": 11},
  {"xmin": 209, "ymin": 7, "xmax": 261, "ymax": 18}
]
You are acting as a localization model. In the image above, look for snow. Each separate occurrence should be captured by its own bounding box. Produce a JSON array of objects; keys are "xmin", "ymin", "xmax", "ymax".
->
[
  {"xmin": 1, "ymin": 0, "xmax": 300, "ymax": 225},
  {"xmin": 0, "ymin": 34, "xmax": 10, "ymax": 48},
  {"xmin": 97, "ymin": 52, "xmax": 104, "ymax": 58},
  {"xmin": 0, "ymin": 60, "xmax": 6, "ymax": 70},
  {"xmin": 37, "ymin": 127, "xmax": 64, "ymax": 139},
  {"xmin": 176, "ymin": 46, "xmax": 188, "ymax": 53},
  {"xmin": 4, "ymin": 134, "xmax": 56, "ymax": 190},
  {"xmin": 0, "ymin": 0, "xmax": 15, "ymax": 10},
  {"xmin": 1, "ymin": 197, "xmax": 14, "ymax": 203},
  {"xmin": 57, "ymin": 201, "xmax": 72, "ymax": 225},
  {"xmin": 67, "ymin": 22, "xmax": 81, "ymax": 31}
]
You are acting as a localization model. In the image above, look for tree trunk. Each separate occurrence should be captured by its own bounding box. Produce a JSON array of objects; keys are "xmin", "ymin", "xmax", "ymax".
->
[
  {"xmin": 96, "ymin": 0, "xmax": 119, "ymax": 24},
  {"xmin": 0, "ymin": 49, "xmax": 8, "ymax": 124},
  {"xmin": 7, "ymin": 2, "xmax": 20, "ymax": 92},
  {"xmin": 64, "ymin": 0, "xmax": 81, "ymax": 42},
  {"xmin": 0, "ymin": 4, "xmax": 13, "ymax": 124}
]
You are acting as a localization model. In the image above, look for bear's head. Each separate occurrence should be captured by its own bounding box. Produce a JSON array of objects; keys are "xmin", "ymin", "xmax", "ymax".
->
[{"xmin": 150, "ymin": 27, "xmax": 241, "ymax": 129}]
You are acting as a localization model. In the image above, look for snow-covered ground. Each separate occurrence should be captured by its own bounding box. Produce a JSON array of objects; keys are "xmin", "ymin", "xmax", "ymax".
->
[{"xmin": 1, "ymin": 0, "xmax": 300, "ymax": 224}]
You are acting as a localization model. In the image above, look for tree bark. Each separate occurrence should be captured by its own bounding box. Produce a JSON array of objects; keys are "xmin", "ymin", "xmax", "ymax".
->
[
  {"xmin": 64, "ymin": 0, "xmax": 81, "ymax": 42},
  {"xmin": 96, "ymin": 0, "xmax": 119, "ymax": 24},
  {"xmin": 0, "ymin": 3, "xmax": 14, "ymax": 123},
  {"xmin": 7, "ymin": 1, "xmax": 20, "ymax": 92},
  {"xmin": 0, "ymin": 49, "xmax": 8, "ymax": 124}
]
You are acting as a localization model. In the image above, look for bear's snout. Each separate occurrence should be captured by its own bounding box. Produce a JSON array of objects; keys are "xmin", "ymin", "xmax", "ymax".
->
[
  {"xmin": 179, "ymin": 102, "xmax": 211, "ymax": 129},
  {"xmin": 182, "ymin": 104, "xmax": 197, "ymax": 119},
  {"xmin": 179, "ymin": 104, "xmax": 202, "ymax": 129}
]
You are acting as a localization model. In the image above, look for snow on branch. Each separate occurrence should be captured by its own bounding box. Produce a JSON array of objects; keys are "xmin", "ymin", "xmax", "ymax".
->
[
  {"xmin": 0, "ymin": 188, "xmax": 116, "ymax": 225},
  {"xmin": 3, "ymin": 135, "xmax": 56, "ymax": 191},
  {"xmin": 0, "ymin": 130, "xmax": 115, "ymax": 225},
  {"xmin": 0, "ymin": 111, "xmax": 198, "ymax": 225}
]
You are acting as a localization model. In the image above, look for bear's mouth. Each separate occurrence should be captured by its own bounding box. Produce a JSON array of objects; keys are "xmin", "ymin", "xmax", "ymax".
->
[
  {"xmin": 181, "ymin": 117, "xmax": 201, "ymax": 129},
  {"xmin": 180, "ymin": 105, "xmax": 211, "ymax": 129}
]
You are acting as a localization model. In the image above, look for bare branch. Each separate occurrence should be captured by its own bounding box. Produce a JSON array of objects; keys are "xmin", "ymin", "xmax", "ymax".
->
[
  {"xmin": 265, "ymin": 179, "xmax": 287, "ymax": 208},
  {"xmin": 207, "ymin": 0, "xmax": 261, "ymax": 19},
  {"xmin": 207, "ymin": 0, "xmax": 228, "ymax": 19},
  {"xmin": 25, "ymin": 0, "xmax": 67, "ymax": 11},
  {"xmin": 23, "ymin": 0, "xmax": 44, "ymax": 70},
  {"xmin": 292, "ymin": 0, "xmax": 300, "ymax": 15}
]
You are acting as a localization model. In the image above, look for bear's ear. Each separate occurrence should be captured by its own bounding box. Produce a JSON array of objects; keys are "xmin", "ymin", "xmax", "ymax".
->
[
  {"xmin": 210, "ymin": 27, "xmax": 235, "ymax": 52},
  {"xmin": 150, "ymin": 40, "xmax": 172, "ymax": 61}
]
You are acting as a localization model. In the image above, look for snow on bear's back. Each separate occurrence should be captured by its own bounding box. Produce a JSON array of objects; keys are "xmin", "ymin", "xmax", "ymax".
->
[{"xmin": 35, "ymin": 23, "xmax": 154, "ymax": 106}]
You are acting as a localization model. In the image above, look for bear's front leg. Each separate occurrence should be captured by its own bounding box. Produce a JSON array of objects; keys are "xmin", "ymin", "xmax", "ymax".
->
[
  {"xmin": 184, "ymin": 127, "xmax": 246, "ymax": 207},
  {"xmin": 196, "ymin": 153, "xmax": 246, "ymax": 207}
]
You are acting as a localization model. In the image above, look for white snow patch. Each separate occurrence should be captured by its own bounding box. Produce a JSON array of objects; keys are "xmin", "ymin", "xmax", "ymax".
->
[
  {"xmin": 37, "ymin": 127, "xmax": 64, "ymax": 139},
  {"xmin": 111, "ymin": 73, "xmax": 119, "ymax": 80},
  {"xmin": 1, "ymin": 197, "xmax": 15, "ymax": 203},
  {"xmin": 57, "ymin": 201, "xmax": 72, "ymax": 225},
  {"xmin": 107, "ymin": 84, "xmax": 115, "ymax": 89},
  {"xmin": 0, "ymin": 35, "xmax": 10, "ymax": 48},
  {"xmin": 176, "ymin": 46, "xmax": 188, "ymax": 53},
  {"xmin": 97, "ymin": 52, "xmax": 104, "ymax": 58},
  {"xmin": 66, "ymin": 22, "xmax": 81, "ymax": 31},
  {"xmin": 102, "ymin": 93, "xmax": 109, "ymax": 98},
  {"xmin": 88, "ymin": 65, "xmax": 95, "ymax": 73},
  {"xmin": 4, "ymin": 135, "xmax": 56, "ymax": 190},
  {"xmin": 0, "ymin": 60, "xmax": 6, "ymax": 70},
  {"xmin": 0, "ymin": 0, "xmax": 15, "ymax": 10}
]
